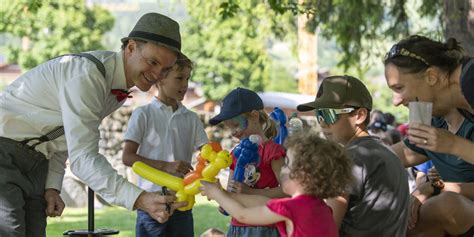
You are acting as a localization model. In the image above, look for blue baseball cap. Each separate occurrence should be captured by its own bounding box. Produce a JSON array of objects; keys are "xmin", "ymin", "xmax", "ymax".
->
[{"xmin": 209, "ymin": 87, "xmax": 264, "ymax": 125}]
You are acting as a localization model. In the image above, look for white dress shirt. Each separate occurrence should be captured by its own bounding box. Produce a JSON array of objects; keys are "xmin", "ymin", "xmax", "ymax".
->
[
  {"xmin": 124, "ymin": 97, "xmax": 209, "ymax": 192},
  {"xmin": 0, "ymin": 51, "xmax": 142, "ymax": 210}
]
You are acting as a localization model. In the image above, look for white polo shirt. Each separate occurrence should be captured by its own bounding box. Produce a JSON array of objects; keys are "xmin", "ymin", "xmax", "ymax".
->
[
  {"xmin": 0, "ymin": 51, "xmax": 143, "ymax": 210},
  {"xmin": 124, "ymin": 97, "xmax": 208, "ymax": 192}
]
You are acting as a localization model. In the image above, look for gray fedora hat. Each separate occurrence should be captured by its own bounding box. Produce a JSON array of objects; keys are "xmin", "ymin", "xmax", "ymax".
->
[{"xmin": 121, "ymin": 12, "xmax": 181, "ymax": 53}]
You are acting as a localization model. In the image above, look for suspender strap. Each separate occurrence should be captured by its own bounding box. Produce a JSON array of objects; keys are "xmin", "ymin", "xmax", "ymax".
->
[
  {"xmin": 20, "ymin": 53, "xmax": 107, "ymax": 147},
  {"xmin": 54, "ymin": 53, "xmax": 106, "ymax": 78},
  {"xmin": 20, "ymin": 126, "xmax": 65, "ymax": 148},
  {"xmin": 43, "ymin": 126, "xmax": 65, "ymax": 141}
]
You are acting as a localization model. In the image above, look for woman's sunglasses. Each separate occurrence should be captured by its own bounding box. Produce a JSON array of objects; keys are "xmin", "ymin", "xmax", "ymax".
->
[{"xmin": 314, "ymin": 108, "xmax": 355, "ymax": 125}]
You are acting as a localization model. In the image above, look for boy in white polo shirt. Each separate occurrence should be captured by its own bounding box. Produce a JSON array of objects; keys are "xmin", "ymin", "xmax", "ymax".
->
[{"xmin": 122, "ymin": 55, "xmax": 208, "ymax": 237}]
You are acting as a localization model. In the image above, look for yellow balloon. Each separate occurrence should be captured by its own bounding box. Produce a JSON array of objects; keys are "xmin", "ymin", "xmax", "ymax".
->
[
  {"xmin": 133, "ymin": 144, "xmax": 231, "ymax": 212},
  {"xmin": 176, "ymin": 190, "xmax": 188, "ymax": 203},
  {"xmin": 185, "ymin": 195, "xmax": 195, "ymax": 211},
  {"xmin": 183, "ymin": 179, "xmax": 202, "ymax": 196},
  {"xmin": 202, "ymin": 176, "xmax": 217, "ymax": 183},
  {"xmin": 202, "ymin": 164, "xmax": 220, "ymax": 179},
  {"xmin": 200, "ymin": 144, "xmax": 213, "ymax": 159},
  {"xmin": 217, "ymin": 150, "xmax": 232, "ymax": 165},
  {"xmin": 132, "ymin": 162, "xmax": 184, "ymax": 191},
  {"xmin": 208, "ymin": 151, "xmax": 217, "ymax": 162},
  {"xmin": 176, "ymin": 191, "xmax": 195, "ymax": 211}
]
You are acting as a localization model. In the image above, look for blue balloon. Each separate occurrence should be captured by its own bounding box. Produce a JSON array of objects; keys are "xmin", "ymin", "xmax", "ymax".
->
[
  {"xmin": 269, "ymin": 107, "xmax": 288, "ymax": 145},
  {"xmin": 232, "ymin": 138, "xmax": 259, "ymax": 183}
]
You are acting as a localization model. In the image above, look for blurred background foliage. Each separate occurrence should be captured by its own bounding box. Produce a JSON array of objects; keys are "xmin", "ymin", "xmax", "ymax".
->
[
  {"xmin": 1, "ymin": 0, "xmax": 471, "ymax": 122},
  {"xmin": 0, "ymin": 0, "xmax": 114, "ymax": 69},
  {"xmin": 182, "ymin": 0, "xmax": 298, "ymax": 99}
]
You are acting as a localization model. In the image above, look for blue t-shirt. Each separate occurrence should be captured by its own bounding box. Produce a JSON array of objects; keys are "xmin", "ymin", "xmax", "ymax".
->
[
  {"xmin": 414, "ymin": 160, "xmax": 433, "ymax": 174},
  {"xmin": 461, "ymin": 58, "xmax": 474, "ymax": 109},
  {"xmin": 460, "ymin": 57, "xmax": 474, "ymax": 122},
  {"xmin": 404, "ymin": 117, "xmax": 474, "ymax": 182}
]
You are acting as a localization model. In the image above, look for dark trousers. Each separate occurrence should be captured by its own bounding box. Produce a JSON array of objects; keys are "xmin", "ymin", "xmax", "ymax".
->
[
  {"xmin": 136, "ymin": 209, "xmax": 194, "ymax": 237},
  {"xmin": 0, "ymin": 137, "xmax": 49, "ymax": 237}
]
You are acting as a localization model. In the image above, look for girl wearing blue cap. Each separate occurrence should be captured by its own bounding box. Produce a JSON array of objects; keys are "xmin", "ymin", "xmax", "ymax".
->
[{"xmin": 209, "ymin": 87, "xmax": 287, "ymax": 237}]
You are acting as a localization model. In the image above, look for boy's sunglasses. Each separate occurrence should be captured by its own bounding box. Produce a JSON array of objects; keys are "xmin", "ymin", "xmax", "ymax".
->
[
  {"xmin": 314, "ymin": 108, "xmax": 355, "ymax": 125},
  {"xmin": 384, "ymin": 44, "xmax": 430, "ymax": 66}
]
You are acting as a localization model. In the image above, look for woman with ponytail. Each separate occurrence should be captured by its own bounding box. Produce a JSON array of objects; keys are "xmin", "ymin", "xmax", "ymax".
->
[{"xmin": 383, "ymin": 35, "xmax": 474, "ymax": 237}]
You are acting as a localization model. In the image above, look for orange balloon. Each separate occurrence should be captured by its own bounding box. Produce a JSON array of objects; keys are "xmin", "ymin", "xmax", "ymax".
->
[
  {"xmin": 183, "ymin": 172, "xmax": 202, "ymax": 185},
  {"xmin": 209, "ymin": 141, "xmax": 222, "ymax": 152},
  {"xmin": 195, "ymin": 156, "xmax": 206, "ymax": 172}
]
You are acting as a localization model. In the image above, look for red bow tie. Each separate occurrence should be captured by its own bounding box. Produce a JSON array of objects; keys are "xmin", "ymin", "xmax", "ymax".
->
[{"xmin": 111, "ymin": 89, "xmax": 132, "ymax": 102}]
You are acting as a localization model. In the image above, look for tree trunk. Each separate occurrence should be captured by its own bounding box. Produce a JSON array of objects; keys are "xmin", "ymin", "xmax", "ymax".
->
[
  {"xmin": 444, "ymin": 0, "xmax": 474, "ymax": 56},
  {"xmin": 297, "ymin": 0, "xmax": 318, "ymax": 96}
]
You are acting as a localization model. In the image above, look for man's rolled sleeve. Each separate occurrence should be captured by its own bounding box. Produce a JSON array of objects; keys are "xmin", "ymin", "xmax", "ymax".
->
[
  {"xmin": 117, "ymin": 182, "xmax": 144, "ymax": 210},
  {"xmin": 46, "ymin": 152, "xmax": 67, "ymax": 191}
]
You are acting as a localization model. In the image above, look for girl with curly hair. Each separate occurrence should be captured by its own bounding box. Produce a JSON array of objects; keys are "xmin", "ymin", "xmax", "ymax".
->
[{"xmin": 200, "ymin": 132, "xmax": 353, "ymax": 237}]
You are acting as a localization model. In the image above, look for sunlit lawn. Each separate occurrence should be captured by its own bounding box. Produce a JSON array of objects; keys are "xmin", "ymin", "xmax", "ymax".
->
[{"xmin": 47, "ymin": 194, "xmax": 230, "ymax": 236}]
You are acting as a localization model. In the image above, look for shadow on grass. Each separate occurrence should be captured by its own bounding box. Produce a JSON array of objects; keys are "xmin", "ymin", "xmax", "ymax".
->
[
  {"xmin": 47, "ymin": 203, "xmax": 230, "ymax": 237},
  {"xmin": 47, "ymin": 207, "xmax": 135, "ymax": 236},
  {"xmin": 193, "ymin": 204, "xmax": 230, "ymax": 235}
]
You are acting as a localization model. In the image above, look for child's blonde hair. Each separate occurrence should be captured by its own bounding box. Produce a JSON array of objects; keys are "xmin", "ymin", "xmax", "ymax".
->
[
  {"xmin": 284, "ymin": 132, "xmax": 353, "ymax": 199},
  {"xmin": 243, "ymin": 110, "xmax": 277, "ymax": 140},
  {"xmin": 200, "ymin": 228, "xmax": 225, "ymax": 237}
]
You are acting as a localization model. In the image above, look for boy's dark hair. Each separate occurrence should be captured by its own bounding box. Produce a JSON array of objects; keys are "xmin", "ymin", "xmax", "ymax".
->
[
  {"xmin": 384, "ymin": 112, "xmax": 396, "ymax": 126},
  {"xmin": 383, "ymin": 35, "xmax": 465, "ymax": 75},
  {"xmin": 387, "ymin": 129, "xmax": 402, "ymax": 144},
  {"xmin": 284, "ymin": 132, "xmax": 353, "ymax": 199},
  {"xmin": 175, "ymin": 53, "xmax": 194, "ymax": 71}
]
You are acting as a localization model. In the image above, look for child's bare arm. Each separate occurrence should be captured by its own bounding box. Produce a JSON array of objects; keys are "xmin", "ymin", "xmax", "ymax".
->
[
  {"xmin": 228, "ymin": 158, "xmax": 287, "ymax": 198},
  {"xmin": 122, "ymin": 140, "xmax": 192, "ymax": 176},
  {"xmin": 227, "ymin": 192, "xmax": 271, "ymax": 207},
  {"xmin": 326, "ymin": 193, "xmax": 349, "ymax": 228},
  {"xmin": 201, "ymin": 181, "xmax": 287, "ymax": 225}
]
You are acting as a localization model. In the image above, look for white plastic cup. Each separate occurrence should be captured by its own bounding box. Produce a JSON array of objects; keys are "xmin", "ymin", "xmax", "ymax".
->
[{"xmin": 408, "ymin": 101, "xmax": 433, "ymax": 126}]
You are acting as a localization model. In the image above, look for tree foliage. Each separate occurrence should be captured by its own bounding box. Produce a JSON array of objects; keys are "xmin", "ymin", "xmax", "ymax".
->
[
  {"xmin": 0, "ymin": 0, "xmax": 114, "ymax": 70},
  {"xmin": 182, "ymin": 0, "xmax": 297, "ymax": 100},
  {"xmin": 219, "ymin": 0, "xmax": 443, "ymax": 70}
]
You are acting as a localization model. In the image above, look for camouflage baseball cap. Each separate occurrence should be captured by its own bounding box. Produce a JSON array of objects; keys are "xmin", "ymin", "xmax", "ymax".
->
[{"xmin": 297, "ymin": 75, "xmax": 373, "ymax": 111}]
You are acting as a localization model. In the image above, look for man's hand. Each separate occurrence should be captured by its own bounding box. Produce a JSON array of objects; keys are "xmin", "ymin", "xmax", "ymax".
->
[
  {"xmin": 164, "ymin": 161, "xmax": 193, "ymax": 177},
  {"xmin": 133, "ymin": 191, "xmax": 187, "ymax": 223},
  {"xmin": 44, "ymin": 188, "xmax": 65, "ymax": 217}
]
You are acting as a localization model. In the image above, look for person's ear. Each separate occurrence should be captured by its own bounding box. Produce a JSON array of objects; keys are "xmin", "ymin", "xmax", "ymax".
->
[
  {"xmin": 125, "ymin": 40, "xmax": 139, "ymax": 54},
  {"xmin": 355, "ymin": 108, "xmax": 368, "ymax": 126},
  {"xmin": 424, "ymin": 67, "xmax": 444, "ymax": 86}
]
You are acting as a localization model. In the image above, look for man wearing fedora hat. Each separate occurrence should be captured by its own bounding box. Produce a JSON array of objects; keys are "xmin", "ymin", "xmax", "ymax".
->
[
  {"xmin": 297, "ymin": 75, "xmax": 409, "ymax": 237},
  {"xmin": 0, "ymin": 12, "xmax": 186, "ymax": 236}
]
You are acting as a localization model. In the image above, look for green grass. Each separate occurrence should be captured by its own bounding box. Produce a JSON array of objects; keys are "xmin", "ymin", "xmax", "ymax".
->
[{"xmin": 47, "ymin": 194, "xmax": 230, "ymax": 236}]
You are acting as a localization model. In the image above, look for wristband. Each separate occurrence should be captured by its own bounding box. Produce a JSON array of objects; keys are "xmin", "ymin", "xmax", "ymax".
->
[{"xmin": 431, "ymin": 179, "xmax": 444, "ymax": 196}]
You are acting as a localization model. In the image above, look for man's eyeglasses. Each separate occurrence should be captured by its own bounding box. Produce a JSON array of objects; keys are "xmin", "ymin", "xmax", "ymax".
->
[
  {"xmin": 138, "ymin": 49, "xmax": 173, "ymax": 78},
  {"xmin": 314, "ymin": 108, "xmax": 355, "ymax": 125},
  {"xmin": 384, "ymin": 44, "xmax": 430, "ymax": 66}
]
